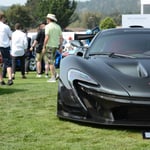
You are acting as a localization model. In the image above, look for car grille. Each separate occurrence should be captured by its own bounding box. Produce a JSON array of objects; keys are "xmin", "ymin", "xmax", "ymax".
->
[{"xmin": 74, "ymin": 81, "xmax": 150, "ymax": 122}]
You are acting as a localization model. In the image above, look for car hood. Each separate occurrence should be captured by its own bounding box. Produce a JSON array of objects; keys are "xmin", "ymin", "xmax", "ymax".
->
[
  {"xmin": 90, "ymin": 56, "xmax": 150, "ymax": 97},
  {"xmin": 60, "ymin": 55, "xmax": 150, "ymax": 97}
]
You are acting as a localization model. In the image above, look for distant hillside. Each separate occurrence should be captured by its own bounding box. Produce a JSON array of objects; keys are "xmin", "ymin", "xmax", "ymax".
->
[
  {"xmin": 0, "ymin": 6, "xmax": 9, "ymax": 11},
  {"xmin": 76, "ymin": 0, "xmax": 141, "ymax": 15},
  {"xmin": 0, "ymin": 0, "xmax": 142, "ymax": 20},
  {"xmin": 0, "ymin": 0, "xmax": 141, "ymax": 16}
]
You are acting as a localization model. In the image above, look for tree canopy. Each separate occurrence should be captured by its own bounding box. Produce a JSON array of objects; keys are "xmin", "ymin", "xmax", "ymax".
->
[
  {"xmin": 37, "ymin": 0, "xmax": 77, "ymax": 29},
  {"xmin": 4, "ymin": 5, "xmax": 33, "ymax": 30},
  {"xmin": 4, "ymin": 0, "xmax": 77, "ymax": 30},
  {"xmin": 2, "ymin": 0, "xmax": 142, "ymax": 30}
]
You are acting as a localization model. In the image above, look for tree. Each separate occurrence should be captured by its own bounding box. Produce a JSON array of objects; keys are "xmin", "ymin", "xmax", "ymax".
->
[
  {"xmin": 86, "ymin": 12, "xmax": 102, "ymax": 29},
  {"xmin": 4, "ymin": 4, "xmax": 33, "ymax": 29},
  {"xmin": 69, "ymin": 11, "xmax": 102, "ymax": 29},
  {"xmin": 110, "ymin": 12, "xmax": 122, "ymax": 27},
  {"xmin": 26, "ymin": 0, "xmax": 77, "ymax": 29},
  {"xmin": 100, "ymin": 17, "xmax": 116, "ymax": 30},
  {"xmin": 25, "ymin": 0, "xmax": 41, "ymax": 26}
]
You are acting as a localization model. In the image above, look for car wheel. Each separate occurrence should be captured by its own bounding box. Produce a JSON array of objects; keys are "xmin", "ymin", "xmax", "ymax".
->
[{"xmin": 29, "ymin": 58, "xmax": 36, "ymax": 71}]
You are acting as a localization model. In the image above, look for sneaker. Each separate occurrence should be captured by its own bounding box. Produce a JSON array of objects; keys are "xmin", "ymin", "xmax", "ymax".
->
[
  {"xmin": 36, "ymin": 74, "xmax": 42, "ymax": 78},
  {"xmin": 47, "ymin": 77, "xmax": 56, "ymax": 83},
  {"xmin": 12, "ymin": 75, "xmax": 15, "ymax": 80},
  {"xmin": 7, "ymin": 79, "xmax": 13, "ymax": 86},
  {"xmin": 55, "ymin": 73, "xmax": 59, "ymax": 80},
  {"xmin": 0, "ymin": 80, "xmax": 6, "ymax": 85},
  {"xmin": 45, "ymin": 74, "xmax": 49, "ymax": 78},
  {"xmin": 22, "ymin": 75, "xmax": 27, "ymax": 79}
]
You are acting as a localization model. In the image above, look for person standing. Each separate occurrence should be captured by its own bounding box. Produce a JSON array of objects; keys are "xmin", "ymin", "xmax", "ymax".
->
[
  {"xmin": 42, "ymin": 14, "xmax": 63, "ymax": 82},
  {"xmin": 30, "ymin": 21, "xmax": 47, "ymax": 77},
  {"xmin": 0, "ymin": 52, "xmax": 4, "ymax": 84},
  {"xmin": 23, "ymin": 28, "xmax": 32, "ymax": 74},
  {"xmin": 0, "ymin": 11, "xmax": 13, "ymax": 85},
  {"xmin": 2, "ymin": 18, "xmax": 9, "ymax": 79},
  {"xmin": 11, "ymin": 23, "xmax": 28, "ymax": 79}
]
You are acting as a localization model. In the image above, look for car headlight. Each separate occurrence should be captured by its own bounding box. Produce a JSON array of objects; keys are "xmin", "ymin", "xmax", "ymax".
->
[
  {"xmin": 68, "ymin": 69, "xmax": 98, "ymax": 85},
  {"xmin": 67, "ymin": 69, "xmax": 99, "ymax": 111}
]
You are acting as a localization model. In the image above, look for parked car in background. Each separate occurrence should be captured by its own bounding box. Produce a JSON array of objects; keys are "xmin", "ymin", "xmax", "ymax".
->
[
  {"xmin": 16, "ymin": 51, "xmax": 36, "ymax": 71},
  {"xmin": 62, "ymin": 27, "xmax": 100, "ymax": 58},
  {"xmin": 28, "ymin": 53, "xmax": 36, "ymax": 71},
  {"xmin": 62, "ymin": 40, "xmax": 84, "ymax": 57},
  {"xmin": 57, "ymin": 27, "xmax": 150, "ymax": 127}
]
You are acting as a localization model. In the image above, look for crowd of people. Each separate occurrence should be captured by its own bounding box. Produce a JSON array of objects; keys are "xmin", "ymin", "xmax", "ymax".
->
[{"xmin": 0, "ymin": 11, "xmax": 63, "ymax": 85}]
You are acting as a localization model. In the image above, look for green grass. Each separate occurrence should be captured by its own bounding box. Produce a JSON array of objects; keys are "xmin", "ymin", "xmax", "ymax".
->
[{"xmin": 0, "ymin": 71, "xmax": 150, "ymax": 150}]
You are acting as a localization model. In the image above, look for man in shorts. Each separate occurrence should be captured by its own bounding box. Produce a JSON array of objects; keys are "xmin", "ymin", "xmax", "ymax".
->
[
  {"xmin": 42, "ymin": 14, "xmax": 63, "ymax": 82},
  {"xmin": 0, "ymin": 11, "xmax": 13, "ymax": 85}
]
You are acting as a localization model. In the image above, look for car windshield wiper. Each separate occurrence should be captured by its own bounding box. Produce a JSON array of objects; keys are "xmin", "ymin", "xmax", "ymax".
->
[
  {"xmin": 89, "ymin": 52, "xmax": 111, "ymax": 56},
  {"xmin": 109, "ymin": 52, "xmax": 135, "ymax": 58},
  {"xmin": 89, "ymin": 52, "xmax": 135, "ymax": 58}
]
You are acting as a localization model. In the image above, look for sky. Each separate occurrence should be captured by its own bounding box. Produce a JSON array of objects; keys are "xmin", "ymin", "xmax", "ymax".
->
[
  {"xmin": 0, "ymin": 0, "xmax": 27, "ymax": 6},
  {"xmin": 0, "ymin": 0, "xmax": 89, "ymax": 6}
]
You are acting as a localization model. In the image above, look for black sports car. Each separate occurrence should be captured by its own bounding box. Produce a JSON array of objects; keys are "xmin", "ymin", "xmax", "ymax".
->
[{"xmin": 57, "ymin": 28, "xmax": 150, "ymax": 127}]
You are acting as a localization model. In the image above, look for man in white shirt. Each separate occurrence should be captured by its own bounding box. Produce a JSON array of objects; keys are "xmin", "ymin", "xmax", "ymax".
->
[
  {"xmin": 0, "ymin": 11, "xmax": 13, "ymax": 85},
  {"xmin": 11, "ymin": 23, "xmax": 28, "ymax": 79}
]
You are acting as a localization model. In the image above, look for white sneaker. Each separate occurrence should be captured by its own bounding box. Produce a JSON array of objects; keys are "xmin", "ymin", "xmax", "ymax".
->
[
  {"xmin": 45, "ymin": 74, "xmax": 49, "ymax": 78},
  {"xmin": 47, "ymin": 77, "xmax": 56, "ymax": 82},
  {"xmin": 55, "ymin": 73, "xmax": 59, "ymax": 80},
  {"xmin": 36, "ymin": 74, "xmax": 42, "ymax": 78}
]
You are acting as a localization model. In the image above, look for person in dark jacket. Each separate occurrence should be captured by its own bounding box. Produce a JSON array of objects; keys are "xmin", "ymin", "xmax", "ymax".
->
[
  {"xmin": 30, "ymin": 21, "xmax": 47, "ymax": 77},
  {"xmin": 23, "ymin": 28, "xmax": 32, "ymax": 74}
]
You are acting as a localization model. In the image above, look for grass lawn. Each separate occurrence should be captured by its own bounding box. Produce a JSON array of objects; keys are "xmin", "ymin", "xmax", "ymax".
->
[{"xmin": 0, "ymin": 71, "xmax": 150, "ymax": 150}]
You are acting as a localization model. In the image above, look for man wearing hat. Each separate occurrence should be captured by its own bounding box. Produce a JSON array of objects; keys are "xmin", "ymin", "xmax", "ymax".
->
[{"xmin": 42, "ymin": 14, "xmax": 63, "ymax": 82}]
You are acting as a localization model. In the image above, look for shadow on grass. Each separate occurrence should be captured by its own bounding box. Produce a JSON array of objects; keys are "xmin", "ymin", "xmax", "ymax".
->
[
  {"xmin": 0, "ymin": 87, "xmax": 26, "ymax": 95},
  {"xmin": 58, "ymin": 117, "xmax": 150, "ymax": 134}
]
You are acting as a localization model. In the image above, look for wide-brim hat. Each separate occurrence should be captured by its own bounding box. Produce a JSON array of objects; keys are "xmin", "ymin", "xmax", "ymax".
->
[{"xmin": 46, "ymin": 14, "xmax": 57, "ymax": 22}]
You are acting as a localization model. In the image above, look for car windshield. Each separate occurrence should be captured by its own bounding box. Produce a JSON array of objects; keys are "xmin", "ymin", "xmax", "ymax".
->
[{"xmin": 87, "ymin": 30, "xmax": 150, "ymax": 58}]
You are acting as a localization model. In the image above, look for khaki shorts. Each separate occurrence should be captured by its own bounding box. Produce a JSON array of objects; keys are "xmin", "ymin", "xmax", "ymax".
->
[
  {"xmin": 36, "ymin": 52, "xmax": 43, "ymax": 62},
  {"xmin": 44, "ymin": 47, "xmax": 57, "ymax": 65}
]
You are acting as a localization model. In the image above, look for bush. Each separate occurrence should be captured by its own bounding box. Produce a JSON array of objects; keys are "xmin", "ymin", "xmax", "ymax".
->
[{"xmin": 100, "ymin": 17, "xmax": 116, "ymax": 30}]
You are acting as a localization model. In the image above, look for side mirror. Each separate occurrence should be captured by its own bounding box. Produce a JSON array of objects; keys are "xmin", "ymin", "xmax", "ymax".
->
[{"xmin": 70, "ymin": 40, "xmax": 88, "ymax": 57}]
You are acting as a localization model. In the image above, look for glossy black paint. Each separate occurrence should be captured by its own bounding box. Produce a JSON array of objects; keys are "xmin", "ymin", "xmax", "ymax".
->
[{"xmin": 57, "ymin": 28, "xmax": 150, "ymax": 127}]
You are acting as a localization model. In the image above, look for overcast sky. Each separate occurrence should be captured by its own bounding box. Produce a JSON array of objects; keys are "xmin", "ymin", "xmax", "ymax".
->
[
  {"xmin": 0, "ymin": 0, "xmax": 89, "ymax": 6},
  {"xmin": 0, "ymin": 0, "xmax": 26, "ymax": 6}
]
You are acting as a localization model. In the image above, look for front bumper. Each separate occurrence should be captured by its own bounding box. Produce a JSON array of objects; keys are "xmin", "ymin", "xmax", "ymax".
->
[{"xmin": 57, "ymin": 80, "xmax": 150, "ymax": 127}]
